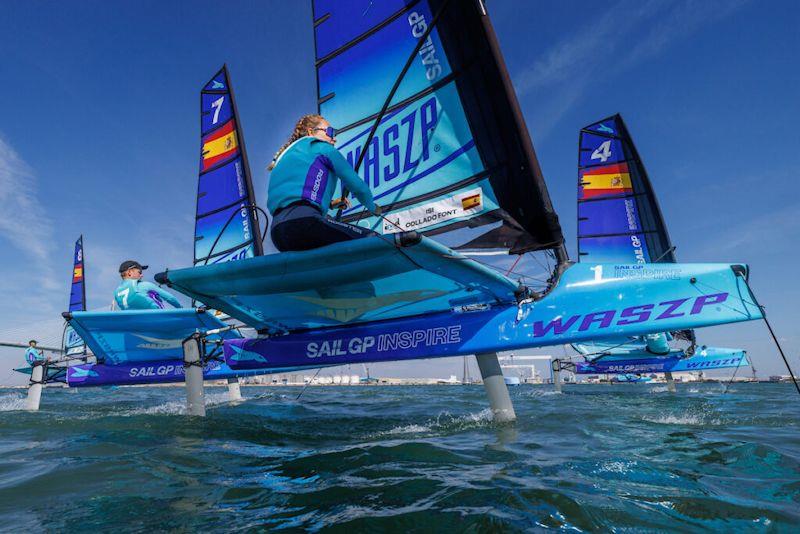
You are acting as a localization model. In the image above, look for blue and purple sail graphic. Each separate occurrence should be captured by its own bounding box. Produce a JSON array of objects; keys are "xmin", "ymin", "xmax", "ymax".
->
[
  {"xmin": 312, "ymin": 0, "xmax": 562, "ymax": 253},
  {"xmin": 195, "ymin": 65, "xmax": 263, "ymax": 265},
  {"xmin": 64, "ymin": 236, "xmax": 86, "ymax": 356},
  {"xmin": 577, "ymin": 114, "xmax": 674, "ymax": 264}
]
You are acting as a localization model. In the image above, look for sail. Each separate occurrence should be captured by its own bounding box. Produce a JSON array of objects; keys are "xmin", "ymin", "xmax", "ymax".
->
[
  {"xmin": 577, "ymin": 114, "xmax": 675, "ymax": 264},
  {"xmin": 65, "ymin": 236, "xmax": 86, "ymax": 356},
  {"xmin": 195, "ymin": 65, "xmax": 263, "ymax": 265},
  {"xmin": 312, "ymin": 0, "xmax": 563, "ymax": 254}
]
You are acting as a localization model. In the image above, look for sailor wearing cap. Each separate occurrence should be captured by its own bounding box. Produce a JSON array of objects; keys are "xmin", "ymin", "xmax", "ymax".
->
[
  {"xmin": 114, "ymin": 260, "xmax": 182, "ymax": 310},
  {"xmin": 25, "ymin": 339, "xmax": 47, "ymax": 366}
]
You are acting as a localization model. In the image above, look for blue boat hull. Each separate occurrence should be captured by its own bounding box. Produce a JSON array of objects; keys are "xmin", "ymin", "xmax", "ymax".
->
[{"xmin": 223, "ymin": 263, "xmax": 761, "ymax": 371}]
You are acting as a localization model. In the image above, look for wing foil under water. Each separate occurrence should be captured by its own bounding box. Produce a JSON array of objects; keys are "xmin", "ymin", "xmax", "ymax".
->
[
  {"xmin": 195, "ymin": 65, "xmax": 263, "ymax": 265},
  {"xmin": 312, "ymin": 0, "xmax": 563, "ymax": 254}
]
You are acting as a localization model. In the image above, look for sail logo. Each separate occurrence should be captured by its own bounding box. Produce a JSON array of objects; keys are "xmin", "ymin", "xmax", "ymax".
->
[
  {"xmin": 408, "ymin": 12, "xmax": 442, "ymax": 81},
  {"xmin": 343, "ymin": 97, "xmax": 438, "ymax": 189},
  {"xmin": 66, "ymin": 329, "xmax": 83, "ymax": 346},
  {"xmin": 623, "ymin": 199, "xmax": 638, "ymax": 232},
  {"xmin": 630, "ymin": 235, "xmax": 646, "ymax": 263},
  {"xmin": 532, "ymin": 293, "xmax": 729, "ymax": 338}
]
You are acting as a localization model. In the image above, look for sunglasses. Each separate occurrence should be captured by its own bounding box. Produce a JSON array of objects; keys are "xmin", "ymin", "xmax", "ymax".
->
[{"xmin": 313, "ymin": 126, "xmax": 336, "ymax": 139}]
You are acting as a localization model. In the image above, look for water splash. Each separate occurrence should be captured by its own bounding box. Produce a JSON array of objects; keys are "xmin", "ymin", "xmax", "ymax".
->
[
  {"xmin": 520, "ymin": 388, "xmax": 561, "ymax": 397},
  {"xmin": 375, "ymin": 408, "xmax": 495, "ymax": 438},
  {"xmin": 120, "ymin": 391, "xmax": 239, "ymax": 416},
  {"xmin": 643, "ymin": 411, "xmax": 724, "ymax": 426},
  {"xmin": 0, "ymin": 393, "xmax": 27, "ymax": 411}
]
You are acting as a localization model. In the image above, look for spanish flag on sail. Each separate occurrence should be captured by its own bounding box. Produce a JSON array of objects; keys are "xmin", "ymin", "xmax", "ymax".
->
[
  {"xmin": 579, "ymin": 162, "xmax": 632, "ymax": 199},
  {"xmin": 72, "ymin": 264, "xmax": 83, "ymax": 283},
  {"xmin": 201, "ymin": 119, "xmax": 239, "ymax": 171}
]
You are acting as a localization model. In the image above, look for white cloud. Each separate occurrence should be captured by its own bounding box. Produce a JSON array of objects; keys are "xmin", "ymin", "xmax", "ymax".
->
[
  {"xmin": 513, "ymin": 0, "xmax": 752, "ymax": 138},
  {"xmin": 699, "ymin": 201, "xmax": 800, "ymax": 256},
  {"xmin": 0, "ymin": 136, "xmax": 55, "ymax": 269}
]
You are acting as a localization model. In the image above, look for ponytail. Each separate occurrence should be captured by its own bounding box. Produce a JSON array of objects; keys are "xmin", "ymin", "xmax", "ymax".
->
[{"xmin": 268, "ymin": 114, "xmax": 324, "ymax": 170}]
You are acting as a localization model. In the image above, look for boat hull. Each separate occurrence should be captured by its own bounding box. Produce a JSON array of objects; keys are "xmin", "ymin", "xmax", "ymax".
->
[{"xmin": 223, "ymin": 262, "xmax": 762, "ymax": 371}]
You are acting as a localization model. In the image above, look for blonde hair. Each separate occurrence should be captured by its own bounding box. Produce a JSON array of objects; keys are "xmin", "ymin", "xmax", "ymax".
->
[{"xmin": 268, "ymin": 114, "xmax": 324, "ymax": 170}]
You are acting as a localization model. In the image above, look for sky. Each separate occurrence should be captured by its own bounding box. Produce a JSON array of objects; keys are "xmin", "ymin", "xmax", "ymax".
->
[{"xmin": 0, "ymin": 0, "xmax": 798, "ymax": 385}]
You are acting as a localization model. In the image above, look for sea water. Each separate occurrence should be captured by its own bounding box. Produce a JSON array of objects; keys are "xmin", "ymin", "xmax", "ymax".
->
[{"xmin": 0, "ymin": 383, "xmax": 798, "ymax": 531}]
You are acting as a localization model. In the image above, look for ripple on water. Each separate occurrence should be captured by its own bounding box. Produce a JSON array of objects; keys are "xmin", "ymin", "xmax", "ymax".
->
[{"xmin": 0, "ymin": 383, "xmax": 798, "ymax": 529}]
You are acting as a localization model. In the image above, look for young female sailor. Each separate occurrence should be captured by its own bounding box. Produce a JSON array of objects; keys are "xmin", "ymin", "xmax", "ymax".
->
[{"xmin": 267, "ymin": 114, "xmax": 379, "ymax": 252}]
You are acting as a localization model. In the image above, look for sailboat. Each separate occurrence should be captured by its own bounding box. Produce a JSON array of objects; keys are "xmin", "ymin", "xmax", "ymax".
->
[
  {"xmin": 59, "ymin": 67, "xmax": 318, "ymax": 389},
  {"xmin": 64, "ymin": 235, "xmax": 88, "ymax": 357},
  {"xmin": 561, "ymin": 114, "xmax": 749, "ymax": 381},
  {"xmin": 10, "ymin": 236, "xmax": 89, "ymax": 385},
  {"xmin": 141, "ymin": 1, "xmax": 762, "ymax": 418}
]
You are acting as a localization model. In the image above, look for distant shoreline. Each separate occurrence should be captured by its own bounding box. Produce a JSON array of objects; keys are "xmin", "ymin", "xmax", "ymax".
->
[{"xmin": 2, "ymin": 379, "xmax": 792, "ymax": 389}]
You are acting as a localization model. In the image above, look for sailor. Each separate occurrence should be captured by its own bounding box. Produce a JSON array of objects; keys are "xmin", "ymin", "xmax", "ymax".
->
[
  {"xmin": 25, "ymin": 340, "xmax": 47, "ymax": 366},
  {"xmin": 267, "ymin": 114, "xmax": 380, "ymax": 251},
  {"xmin": 114, "ymin": 260, "xmax": 182, "ymax": 310}
]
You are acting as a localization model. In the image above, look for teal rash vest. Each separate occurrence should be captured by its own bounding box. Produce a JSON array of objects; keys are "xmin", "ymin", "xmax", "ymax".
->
[
  {"xmin": 114, "ymin": 279, "xmax": 182, "ymax": 311},
  {"xmin": 25, "ymin": 347, "xmax": 44, "ymax": 365},
  {"xmin": 267, "ymin": 137, "xmax": 376, "ymax": 215}
]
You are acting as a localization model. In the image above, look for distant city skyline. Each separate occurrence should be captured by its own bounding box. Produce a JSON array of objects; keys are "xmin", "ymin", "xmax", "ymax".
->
[{"xmin": 1, "ymin": 0, "xmax": 798, "ymax": 384}]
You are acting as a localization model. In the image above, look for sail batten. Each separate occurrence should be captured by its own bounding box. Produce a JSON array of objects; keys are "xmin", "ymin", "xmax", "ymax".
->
[
  {"xmin": 195, "ymin": 65, "xmax": 263, "ymax": 265},
  {"xmin": 312, "ymin": 0, "xmax": 563, "ymax": 253}
]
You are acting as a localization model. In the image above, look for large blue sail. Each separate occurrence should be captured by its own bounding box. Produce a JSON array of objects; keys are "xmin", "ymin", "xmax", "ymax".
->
[
  {"xmin": 312, "ymin": 0, "xmax": 563, "ymax": 253},
  {"xmin": 65, "ymin": 235, "xmax": 86, "ymax": 356},
  {"xmin": 577, "ymin": 114, "xmax": 675, "ymax": 264},
  {"xmin": 195, "ymin": 65, "xmax": 263, "ymax": 265}
]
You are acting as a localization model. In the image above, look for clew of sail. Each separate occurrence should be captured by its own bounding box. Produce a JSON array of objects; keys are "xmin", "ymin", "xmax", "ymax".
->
[
  {"xmin": 195, "ymin": 65, "xmax": 263, "ymax": 265},
  {"xmin": 64, "ymin": 235, "xmax": 87, "ymax": 356},
  {"xmin": 578, "ymin": 114, "xmax": 674, "ymax": 264},
  {"xmin": 312, "ymin": 0, "xmax": 563, "ymax": 254}
]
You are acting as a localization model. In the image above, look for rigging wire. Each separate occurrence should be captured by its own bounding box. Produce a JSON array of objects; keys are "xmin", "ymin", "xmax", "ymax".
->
[
  {"xmin": 505, "ymin": 254, "xmax": 522, "ymax": 276},
  {"xmin": 722, "ymin": 353, "xmax": 745, "ymax": 395},
  {"xmin": 295, "ymin": 367, "xmax": 323, "ymax": 401},
  {"xmin": 741, "ymin": 278, "xmax": 800, "ymax": 396}
]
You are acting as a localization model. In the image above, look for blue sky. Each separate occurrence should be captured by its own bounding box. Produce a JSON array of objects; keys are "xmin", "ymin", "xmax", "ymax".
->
[{"xmin": 0, "ymin": 0, "xmax": 798, "ymax": 384}]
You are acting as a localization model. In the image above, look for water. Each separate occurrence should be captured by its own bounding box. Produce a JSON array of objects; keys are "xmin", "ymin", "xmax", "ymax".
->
[{"xmin": 0, "ymin": 383, "xmax": 798, "ymax": 531}]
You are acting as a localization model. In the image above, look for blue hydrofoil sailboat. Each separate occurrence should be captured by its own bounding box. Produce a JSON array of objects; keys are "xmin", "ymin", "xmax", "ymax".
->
[
  {"xmin": 556, "ymin": 114, "xmax": 749, "ymax": 388},
  {"xmin": 56, "ymin": 1, "xmax": 767, "ymax": 418}
]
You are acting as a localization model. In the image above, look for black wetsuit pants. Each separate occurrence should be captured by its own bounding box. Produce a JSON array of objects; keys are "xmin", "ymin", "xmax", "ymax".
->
[{"xmin": 271, "ymin": 203, "xmax": 375, "ymax": 252}]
